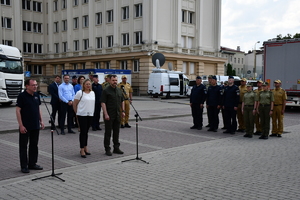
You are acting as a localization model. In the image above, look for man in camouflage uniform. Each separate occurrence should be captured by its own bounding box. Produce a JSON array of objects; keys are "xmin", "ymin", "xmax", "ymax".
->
[
  {"xmin": 253, "ymin": 80, "xmax": 263, "ymax": 135},
  {"xmin": 237, "ymin": 78, "xmax": 247, "ymax": 132},
  {"xmin": 118, "ymin": 75, "xmax": 133, "ymax": 128}
]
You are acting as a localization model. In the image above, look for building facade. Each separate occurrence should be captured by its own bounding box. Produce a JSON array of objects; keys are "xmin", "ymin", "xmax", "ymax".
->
[
  {"xmin": 1, "ymin": 0, "xmax": 225, "ymax": 94},
  {"xmin": 220, "ymin": 46, "xmax": 245, "ymax": 78},
  {"xmin": 244, "ymin": 50, "xmax": 264, "ymax": 80}
]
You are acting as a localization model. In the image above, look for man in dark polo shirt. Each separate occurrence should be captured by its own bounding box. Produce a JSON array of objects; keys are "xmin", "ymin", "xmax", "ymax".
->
[
  {"xmin": 16, "ymin": 79, "xmax": 45, "ymax": 173},
  {"xmin": 101, "ymin": 75, "xmax": 125, "ymax": 156}
]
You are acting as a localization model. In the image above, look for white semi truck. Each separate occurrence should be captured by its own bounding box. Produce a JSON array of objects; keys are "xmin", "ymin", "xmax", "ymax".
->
[
  {"xmin": 263, "ymin": 39, "xmax": 300, "ymax": 106},
  {"xmin": 0, "ymin": 44, "xmax": 24, "ymax": 105}
]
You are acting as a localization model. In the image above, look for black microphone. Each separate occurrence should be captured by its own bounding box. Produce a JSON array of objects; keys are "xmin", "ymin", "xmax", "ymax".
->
[
  {"xmin": 121, "ymin": 85, "xmax": 127, "ymax": 95},
  {"xmin": 38, "ymin": 91, "xmax": 48, "ymax": 97}
]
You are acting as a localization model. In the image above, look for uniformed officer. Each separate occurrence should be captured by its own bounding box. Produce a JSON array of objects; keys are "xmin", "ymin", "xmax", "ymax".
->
[
  {"xmin": 222, "ymin": 76, "xmax": 239, "ymax": 134},
  {"xmin": 253, "ymin": 80, "xmax": 263, "ymax": 135},
  {"xmin": 91, "ymin": 75, "xmax": 103, "ymax": 131},
  {"xmin": 206, "ymin": 75, "xmax": 222, "ymax": 132},
  {"xmin": 88, "ymin": 71, "xmax": 94, "ymax": 82},
  {"xmin": 220, "ymin": 81, "xmax": 228, "ymax": 129},
  {"xmin": 205, "ymin": 75, "xmax": 213, "ymax": 127},
  {"xmin": 242, "ymin": 83, "xmax": 258, "ymax": 138},
  {"xmin": 118, "ymin": 75, "xmax": 133, "ymax": 128},
  {"xmin": 270, "ymin": 80, "xmax": 287, "ymax": 137},
  {"xmin": 190, "ymin": 76, "xmax": 207, "ymax": 130},
  {"xmin": 237, "ymin": 78, "xmax": 247, "ymax": 132},
  {"xmin": 102, "ymin": 74, "xmax": 112, "ymax": 89},
  {"xmin": 257, "ymin": 82, "xmax": 274, "ymax": 139}
]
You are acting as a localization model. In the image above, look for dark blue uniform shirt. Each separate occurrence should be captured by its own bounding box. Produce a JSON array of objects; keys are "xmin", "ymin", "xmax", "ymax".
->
[
  {"xmin": 207, "ymin": 85, "xmax": 222, "ymax": 106},
  {"xmin": 92, "ymin": 82, "xmax": 103, "ymax": 103},
  {"xmin": 190, "ymin": 84, "xmax": 206, "ymax": 104},
  {"xmin": 223, "ymin": 85, "xmax": 239, "ymax": 107}
]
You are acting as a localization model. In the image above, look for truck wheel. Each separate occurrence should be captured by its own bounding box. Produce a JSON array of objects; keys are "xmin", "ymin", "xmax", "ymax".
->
[
  {"xmin": 166, "ymin": 92, "xmax": 171, "ymax": 99},
  {"xmin": 1, "ymin": 102, "xmax": 13, "ymax": 106}
]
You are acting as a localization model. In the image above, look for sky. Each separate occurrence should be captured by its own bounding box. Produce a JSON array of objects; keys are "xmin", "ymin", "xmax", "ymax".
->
[{"xmin": 221, "ymin": 0, "xmax": 300, "ymax": 52}]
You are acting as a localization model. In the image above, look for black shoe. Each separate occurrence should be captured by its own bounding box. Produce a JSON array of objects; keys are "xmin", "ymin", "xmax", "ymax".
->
[
  {"xmin": 243, "ymin": 134, "xmax": 253, "ymax": 138},
  {"xmin": 105, "ymin": 150, "xmax": 112, "ymax": 156},
  {"xmin": 60, "ymin": 131, "xmax": 65, "ymax": 135},
  {"xmin": 207, "ymin": 128, "xmax": 213, "ymax": 131},
  {"xmin": 125, "ymin": 123, "xmax": 131, "ymax": 128},
  {"xmin": 68, "ymin": 130, "xmax": 75, "ymax": 134},
  {"xmin": 254, "ymin": 131, "xmax": 262, "ymax": 135},
  {"xmin": 113, "ymin": 148, "xmax": 124, "ymax": 154},
  {"xmin": 84, "ymin": 151, "xmax": 91, "ymax": 155},
  {"xmin": 96, "ymin": 127, "xmax": 102, "ymax": 130},
  {"xmin": 277, "ymin": 134, "xmax": 282, "ymax": 138},
  {"xmin": 92, "ymin": 127, "xmax": 97, "ymax": 131},
  {"xmin": 269, "ymin": 134, "xmax": 277, "ymax": 137},
  {"xmin": 230, "ymin": 132, "xmax": 236, "ymax": 135},
  {"xmin": 236, "ymin": 129, "xmax": 245, "ymax": 133},
  {"xmin": 28, "ymin": 164, "xmax": 43, "ymax": 170},
  {"xmin": 223, "ymin": 130, "xmax": 231, "ymax": 134},
  {"xmin": 197, "ymin": 127, "xmax": 202, "ymax": 130},
  {"xmin": 205, "ymin": 124, "xmax": 210, "ymax": 127},
  {"xmin": 81, "ymin": 154, "xmax": 86, "ymax": 158},
  {"xmin": 221, "ymin": 127, "xmax": 227, "ymax": 130},
  {"xmin": 190, "ymin": 126, "xmax": 197, "ymax": 129},
  {"xmin": 120, "ymin": 125, "xmax": 125, "ymax": 128},
  {"xmin": 21, "ymin": 168, "xmax": 29, "ymax": 173},
  {"xmin": 259, "ymin": 136, "xmax": 268, "ymax": 139}
]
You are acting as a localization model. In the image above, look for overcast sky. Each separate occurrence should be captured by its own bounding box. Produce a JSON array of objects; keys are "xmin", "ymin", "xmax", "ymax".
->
[{"xmin": 221, "ymin": 0, "xmax": 300, "ymax": 52}]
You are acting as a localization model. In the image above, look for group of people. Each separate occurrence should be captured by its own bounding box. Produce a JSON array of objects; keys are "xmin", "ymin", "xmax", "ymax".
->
[
  {"xmin": 16, "ymin": 73, "xmax": 133, "ymax": 173},
  {"xmin": 190, "ymin": 75, "xmax": 287, "ymax": 140}
]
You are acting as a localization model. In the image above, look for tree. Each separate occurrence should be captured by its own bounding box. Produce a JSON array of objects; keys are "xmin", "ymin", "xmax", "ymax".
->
[
  {"xmin": 226, "ymin": 63, "xmax": 235, "ymax": 76},
  {"xmin": 276, "ymin": 33, "xmax": 300, "ymax": 40}
]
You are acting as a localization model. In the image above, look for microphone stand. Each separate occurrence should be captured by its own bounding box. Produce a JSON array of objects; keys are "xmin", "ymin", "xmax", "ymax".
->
[
  {"xmin": 121, "ymin": 86, "xmax": 149, "ymax": 164},
  {"xmin": 32, "ymin": 94, "xmax": 64, "ymax": 182}
]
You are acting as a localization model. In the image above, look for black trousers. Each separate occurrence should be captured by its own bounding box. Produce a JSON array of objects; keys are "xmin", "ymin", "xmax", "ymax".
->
[
  {"xmin": 60, "ymin": 102, "xmax": 73, "ymax": 131},
  {"xmin": 191, "ymin": 104, "xmax": 203, "ymax": 128},
  {"xmin": 50, "ymin": 102, "xmax": 61, "ymax": 128},
  {"xmin": 77, "ymin": 116, "xmax": 93, "ymax": 148},
  {"xmin": 224, "ymin": 106, "xmax": 237, "ymax": 132},
  {"xmin": 104, "ymin": 117, "xmax": 121, "ymax": 151},
  {"xmin": 92, "ymin": 103, "xmax": 101, "ymax": 128},
  {"xmin": 19, "ymin": 129, "xmax": 39, "ymax": 169},
  {"xmin": 208, "ymin": 105, "xmax": 220, "ymax": 130}
]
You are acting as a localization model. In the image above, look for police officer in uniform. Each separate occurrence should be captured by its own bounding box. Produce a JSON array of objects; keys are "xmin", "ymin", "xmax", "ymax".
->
[
  {"xmin": 220, "ymin": 81, "xmax": 228, "ymax": 129},
  {"xmin": 190, "ymin": 76, "xmax": 206, "ymax": 130},
  {"xmin": 118, "ymin": 75, "xmax": 133, "ymax": 128},
  {"xmin": 237, "ymin": 78, "xmax": 247, "ymax": 132},
  {"xmin": 206, "ymin": 75, "xmax": 222, "ymax": 132},
  {"xmin": 205, "ymin": 75, "xmax": 213, "ymax": 127},
  {"xmin": 92, "ymin": 75, "xmax": 103, "ymax": 131},
  {"xmin": 242, "ymin": 83, "xmax": 258, "ymax": 138},
  {"xmin": 270, "ymin": 80, "xmax": 287, "ymax": 137},
  {"xmin": 253, "ymin": 80, "xmax": 263, "ymax": 135},
  {"xmin": 257, "ymin": 82, "xmax": 274, "ymax": 139},
  {"xmin": 222, "ymin": 76, "xmax": 239, "ymax": 134}
]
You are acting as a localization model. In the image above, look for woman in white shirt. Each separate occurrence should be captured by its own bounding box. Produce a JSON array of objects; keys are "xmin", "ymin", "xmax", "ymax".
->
[{"xmin": 73, "ymin": 79, "xmax": 95, "ymax": 158}]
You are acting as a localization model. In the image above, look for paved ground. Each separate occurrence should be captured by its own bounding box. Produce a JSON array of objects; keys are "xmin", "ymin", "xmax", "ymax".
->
[{"xmin": 0, "ymin": 96, "xmax": 300, "ymax": 199}]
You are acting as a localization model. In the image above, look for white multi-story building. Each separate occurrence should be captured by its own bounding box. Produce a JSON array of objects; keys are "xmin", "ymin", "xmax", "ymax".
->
[
  {"xmin": 244, "ymin": 50, "xmax": 264, "ymax": 80},
  {"xmin": 0, "ymin": 0, "xmax": 225, "ymax": 94},
  {"xmin": 220, "ymin": 46, "xmax": 245, "ymax": 77}
]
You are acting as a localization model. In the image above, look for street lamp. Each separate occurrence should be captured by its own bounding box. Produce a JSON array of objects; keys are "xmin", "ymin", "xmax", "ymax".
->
[{"xmin": 253, "ymin": 41, "xmax": 260, "ymax": 79}]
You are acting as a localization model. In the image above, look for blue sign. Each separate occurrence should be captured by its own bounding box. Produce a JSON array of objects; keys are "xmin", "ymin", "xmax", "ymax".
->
[{"xmin": 25, "ymin": 71, "xmax": 31, "ymax": 77}]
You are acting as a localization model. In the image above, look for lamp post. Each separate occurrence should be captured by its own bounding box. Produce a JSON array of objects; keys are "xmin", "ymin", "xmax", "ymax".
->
[{"xmin": 253, "ymin": 41, "xmax": 260, "ymax": 79}]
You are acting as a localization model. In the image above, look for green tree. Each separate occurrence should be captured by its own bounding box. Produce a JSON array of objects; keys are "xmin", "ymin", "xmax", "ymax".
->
[
  {"xmin": 276, "ymin": 33, "xmax": 300, "ymax": 40},
  {"xmin": 232, "ymin": 69, "xmax": 236, "ymax": 76},
  {"xmin": 226, "ymin": 63, "xmax": 234, "ymax": 76}
]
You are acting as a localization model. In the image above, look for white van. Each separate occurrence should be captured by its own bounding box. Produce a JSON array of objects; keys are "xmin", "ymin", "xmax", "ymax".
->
[{"xmin": 148, "ymin": 68, "xmax": 189, "ymax": 98}]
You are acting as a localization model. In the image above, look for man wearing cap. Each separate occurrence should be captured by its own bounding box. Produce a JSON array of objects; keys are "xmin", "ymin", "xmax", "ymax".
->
[
  {"xmin": 71, "ymin": 76, "xmax": 78, "ymax": 87},
  {"xmin": 89, "ymin": 71, "xmax": 94, "ymax": 81},
  {"xmin": 270, "ymin": 80, "xmax": 287, "ymax": 137},
  {"xmin": 206, "ymin": 75, "xmax": 222, "ymax": 132},
  {"xmin": 102, "ymin": 74, "xmax": 112, "ymax": 89},
  {"xmin": 257, "ymin": 82, "xmax": 274, "ymax": 139},
  {"xmin": 118, "ymin": 75, "xmax": 133, "ymax": 128},
  {"xmin": 222, "ymin": 76, "xmax": 239, "ymax": 134},
  {"xmin": 254, "ymin": 80, "xmax": 263, "ymax": 135},
  {"xmin": 190, "ymin": 76, "xmax": 207, "ymax": 130},
  {"xmin": 237, "ymin": 78, "xmax": 247, "ymax": 132},
  {"xmin": 92, "ymin": 75, "xmax": 103, "ymax": 131}
]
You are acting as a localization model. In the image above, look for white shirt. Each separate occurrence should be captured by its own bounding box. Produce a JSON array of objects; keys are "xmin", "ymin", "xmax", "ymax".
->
[{"xmin": 74, "ymin": 90, "xmax": 95, "ymax": 116}]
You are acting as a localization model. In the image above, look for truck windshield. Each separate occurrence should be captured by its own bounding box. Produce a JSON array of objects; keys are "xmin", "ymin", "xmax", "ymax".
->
[{"xmin": 0, "ymin": 59, "xmax": 23, "ymax": 74}]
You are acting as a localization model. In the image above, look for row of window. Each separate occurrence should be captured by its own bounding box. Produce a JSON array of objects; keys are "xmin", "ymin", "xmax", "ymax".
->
[
  {"xmin": 22, "ymin": 0, "xmax": 42, "ymax": 12},
  {"xmin": 1, "ymin": 0, "xmax": 10, "ymax": 5}
]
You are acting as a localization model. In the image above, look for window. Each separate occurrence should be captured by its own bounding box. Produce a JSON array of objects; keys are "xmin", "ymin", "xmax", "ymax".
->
[
  {"xmin": 120, "ymin": 61, "xmax": 127, "ymax": 70},
  {"xmin": 23, "ymin": 43, "xmax": 32, "ymax": 53},
  {"xmin": 33, "ymin": 22, "xmax": 42, "ymax": 33},
  {"xmin": 96, "ymin": 37, "xmax": 102, "ymax": 49},
  {"xmin": 73, "ymin": 0, "xmax": 78, "ymax": 6},
  {"xmin": 1, "ymin": 0, "xmax": 11, "ymax": 5},
  {"xmin": 122, "ymin": 33, "xmax": 129, "ymax": 46},
  {"xmin": 234, "ymin": 58, "xmax": 236, "ymax": 63},
  {"xmin": 238, "ymin": 58, "xmax": 240, "ymax": 64},
  {"xmin": 2, "ymin": 40, "xmax": 12, "ymax": 46},
  {"xmin": 62, "ymin": 20, "xmax": 67, "ymax": 31},
  {"xmin": 23, "ymin": 21, "xmax": 32, "ymax": 31},
  {"xmin": 83, "ymin": 39, "xmax": 89, "ymax": 50},
  {"xmin": 189, "ymin": 63, "xmax": 194, "ymax": 74},
  {"xmin": 122, "ymin": 6, "xmax": 129, "ymax": 20},
  {"xmin": 188, "ymin": 11, "xmax": 194, "ymax": 24},
  {"xmin": 242, "ymin": 58, "xmax": 243, "ymax": 64},
  {"xmin": 135, "ymin": 4, "xmax": 142, "ymax": 17},
  {"xmin": 54, "ymin": 43, "xmax": 59, "ymax": 53},
  {"xmin": 73, "ymin": 17, "xmax": 79, "ymax": 29},
  {"xmin": 26, "ymin": 65, "xmax": 32, "ymax": 72},
  {"xmin": 182, "ymin": 62, "xmax": 187, "ymax": 73},
  {"xmin": 107, "ymin": 35, "xmax": 113, "ymax": 47},
  {"xmin": 82, "ymin": 0, "xmax": 88, "ymax": 3},
  {"xmin": 22, "ymin": 0, "xmax": 31, "ymax": 10},
  {"xmin": 62, "ymin": 42, "xmax": 67, "ymax": 52},
  {"xmin": 96, "ymin": 12, "xmax": 102, "ymax": 25},
  {"xmin": 83, "ymin": 15, "xmax": 88, "ymax": 27},
  {"xmin": 2, "ymin": 17, "xmax": 12, "ymax": 28},
  {"xmin": 181, "ymin": 36, "xmax": 186, "ymax": 48},
  {"xmin": 133, "ymin": 60, "xmax": 139, "ymax": 72},
  {"xmin": 105, "ymin": 61, "xmax": 110, "ymax": 69},
  {"xmin": 62, "ymin": 0, "xmax": 66, "ymax": 9},
  {"xmin": 82, "ymin": 63, "xmax": 86, "ymax": 69},
  {"xmin": 135, "ymin": 31, "xmax": 142, "ymax": 44},
  {"xmin": 74, "ymin": 40, "xmax": 79, "ymax": 51},
  {"xmin": 182, "ymin": 10, "xmax": 186, "ymax": 22},
  {"xmin": 34, "ymin": 44, "xmax": 42, "ymax": 53},
  {"xmin": 73, "ymin": 63, "xmax": 78, "ymax": 70},
  {"xmin": 53, "ymin": 1, "xmax": 58, "ymax": 11},
  {"xmin": 182, "ymin": 10, "xmax": 194, "ymax": 24},
  {"xmin": 54, "ymin": 22, "xmax": 59, "ymax": 32},
  {"xmin": 170, "ymin": 78, "xmax": 179, "ymax": 86},
  {"xmin": 33, "ymin": 1, "xmax": 42, "ymax": 12},
  {"xmin": 95, "ymin": 62, "xmax": 100, "ymax": 69},
  {"xmin": 54, "ymin": 65, "xmax": 58, "ymax": 74},
  {"xmin": 107, "ymin": 10, "xmax": 113, "ymax": 23},
  {"xmin": 187, "ymin": 37, "xmax": 193, "ymax": 48},
  {"xmin": 34, "ymin": 65, "xmax": 42, "ymax": 75}
]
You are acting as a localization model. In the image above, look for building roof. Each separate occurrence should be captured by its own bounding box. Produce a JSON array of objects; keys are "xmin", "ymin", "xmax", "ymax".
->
[{"xmin": 220, "ymin": 46, "xmax": 245, "ymax": 54}]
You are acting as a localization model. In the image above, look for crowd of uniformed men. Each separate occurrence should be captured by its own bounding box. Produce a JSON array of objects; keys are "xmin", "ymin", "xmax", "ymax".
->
[{"xmin": 190, "ymin": 75, "xmax": 287, "ymax": 139}]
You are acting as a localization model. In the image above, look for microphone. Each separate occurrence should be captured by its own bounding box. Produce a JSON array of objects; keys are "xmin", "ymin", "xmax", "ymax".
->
[
  {"xmin": 37, "ymin": 91, "xmax": 48, "ymax": 97},
  {"xmin": 121, "ymin": 85, "xmax": 127, "ymax": 95}
]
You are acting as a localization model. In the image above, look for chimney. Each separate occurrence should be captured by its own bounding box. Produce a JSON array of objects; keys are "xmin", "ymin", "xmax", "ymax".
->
[{"xmin": 237, "ymin": 46, "xmax": 240, "ymax": 51}]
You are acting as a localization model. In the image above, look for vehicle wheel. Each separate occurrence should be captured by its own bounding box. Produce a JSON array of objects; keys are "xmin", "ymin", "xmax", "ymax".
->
[
  {"xmin": 1, "ymin": 102, "xmax": 13, "ymax": 106},
  {"xmin": 166, "ymin": 92, "xmax": 171, "ymax": 99}
]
